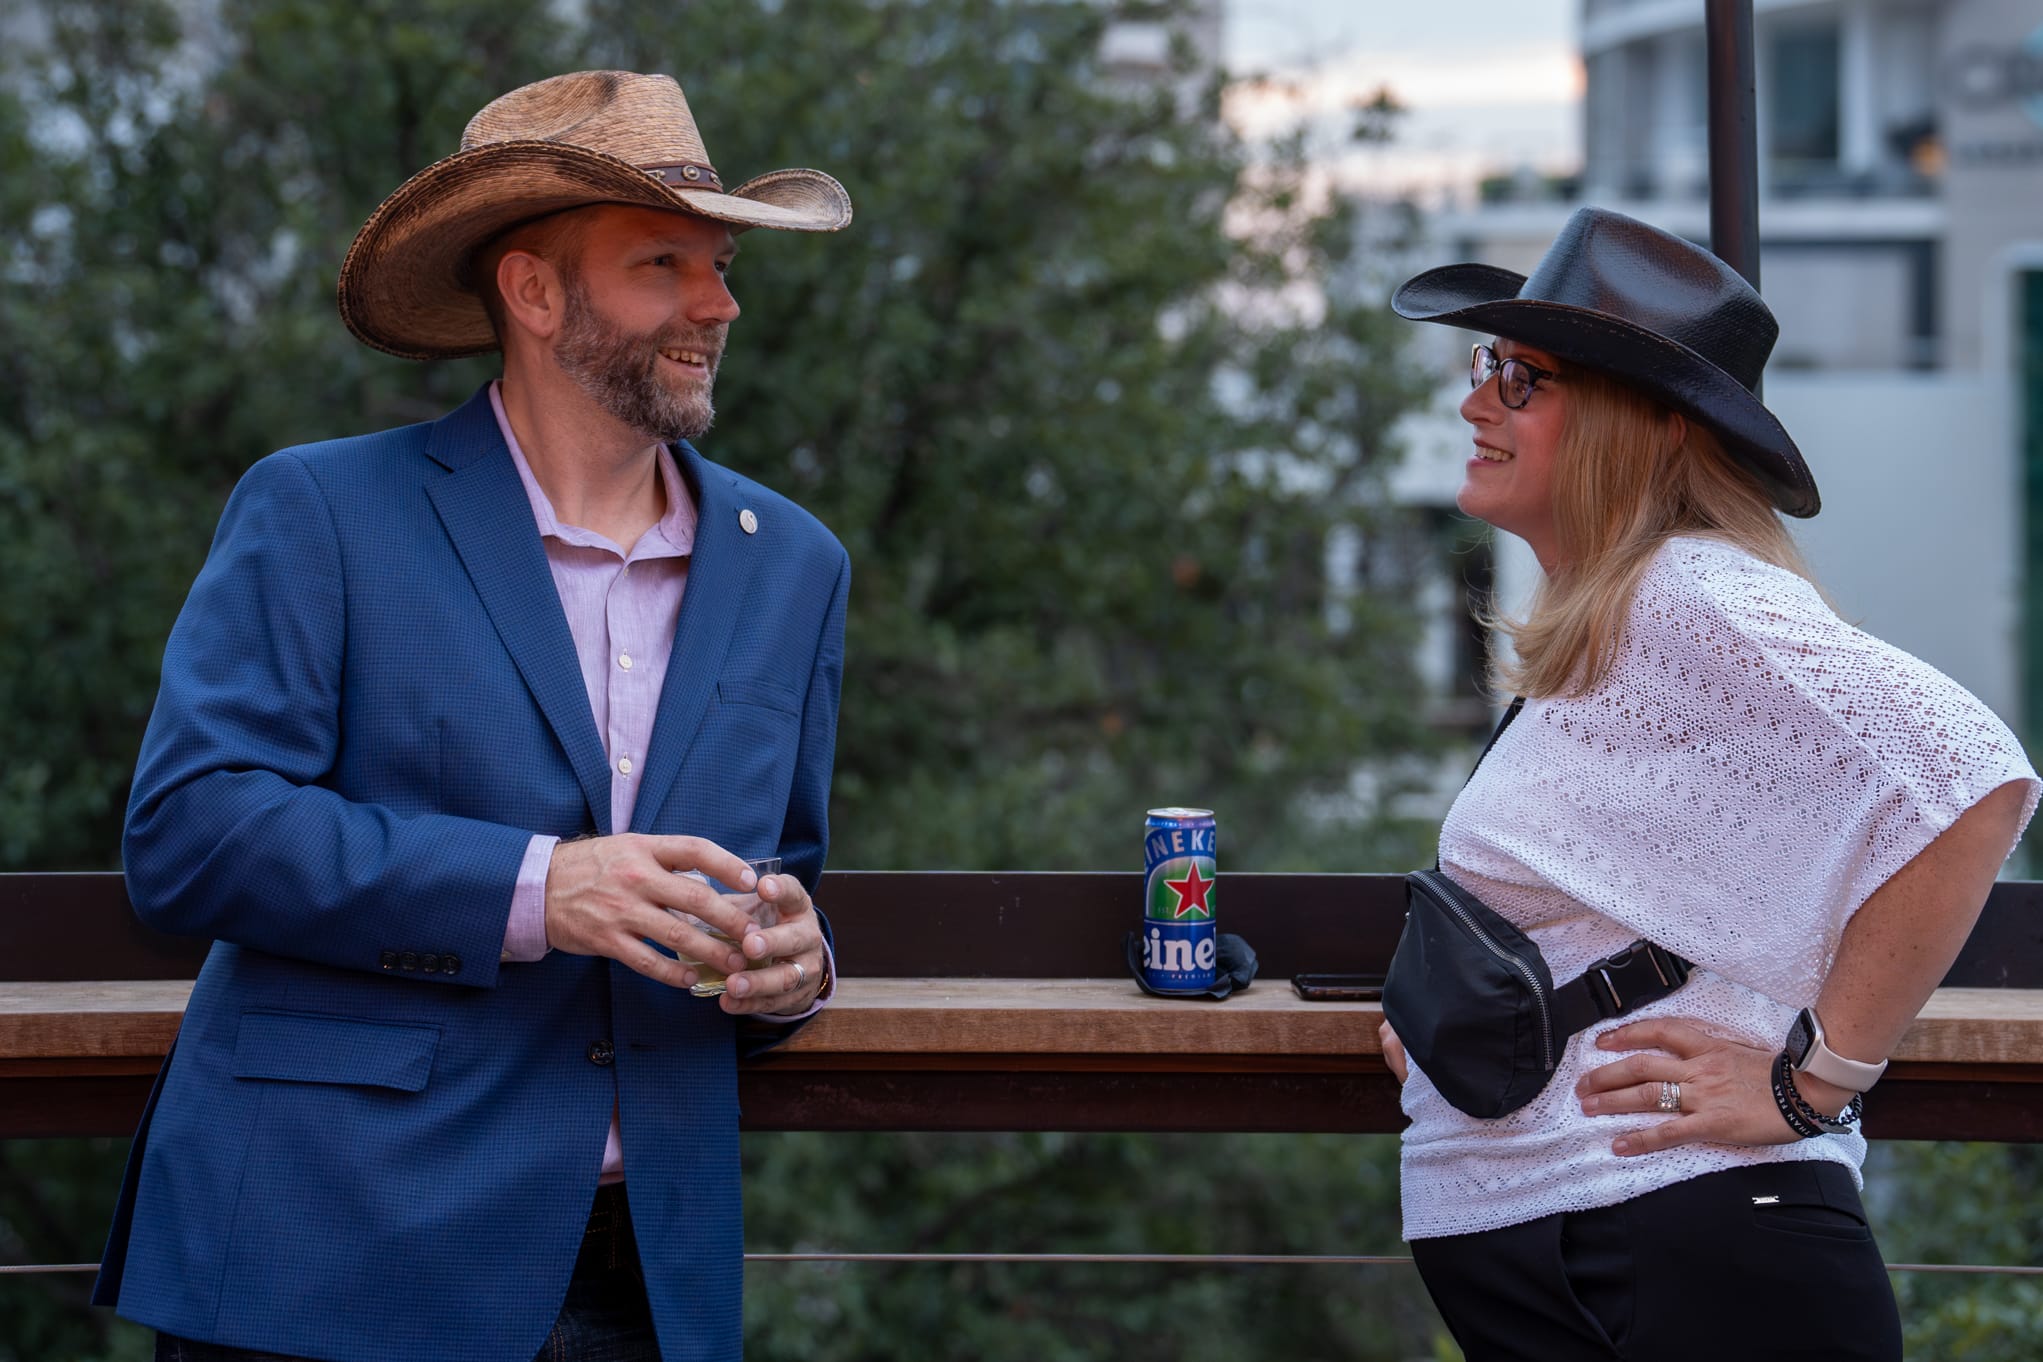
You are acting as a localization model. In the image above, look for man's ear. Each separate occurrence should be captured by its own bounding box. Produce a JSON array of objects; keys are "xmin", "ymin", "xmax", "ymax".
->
[{"xmin": 497, "ymin": 250, "xmax": 564, "ymax": 344}]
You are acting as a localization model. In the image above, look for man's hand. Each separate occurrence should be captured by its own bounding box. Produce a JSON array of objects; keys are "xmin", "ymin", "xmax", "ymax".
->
[
  {"xmin": 720, "ymin": 872, "xmax": 827, "ymax": 1015},
  {"xmin": 543, "ymin": 834, "xmax": 762, "ymax": 989}
]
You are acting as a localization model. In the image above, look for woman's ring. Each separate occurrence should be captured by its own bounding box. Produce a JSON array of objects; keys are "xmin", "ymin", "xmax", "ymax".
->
[
  {"xmin": 791, "ymin": 959, "xmax": 808, "ymax": 991},
  {"xmin": 1657, "ymin": 1080, "xmax": 1682, "ymax": 1113}
]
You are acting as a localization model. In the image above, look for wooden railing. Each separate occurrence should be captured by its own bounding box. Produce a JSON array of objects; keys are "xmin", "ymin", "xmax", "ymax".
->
[{"xmin": 4, "ymin": 872, "xmax": 2042, "ymax": 1141}]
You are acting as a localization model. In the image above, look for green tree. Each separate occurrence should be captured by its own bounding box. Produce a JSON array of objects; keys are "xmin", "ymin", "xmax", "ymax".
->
[
  {"xmin": 0, "ymin": 0, "xmax": 574, "ymax": 870},
  {"xmin": 739, "ymin": 1131, "xmax": 1430, "ymax": 1362},
  {"xmin": 2, "ymin": 0, "xmax": 1443, "ymax": 877},
  {"xmin": 0, "ymin": 1, "xmax": 1417, "ymax": 1359},
  {"xmin": 586, "ymin": 0, "xmax": 1440, "ymax": 872},
  {"xmin": 1871, "ymin": 1141, "xmax": 2043, "ymax": 1362}
]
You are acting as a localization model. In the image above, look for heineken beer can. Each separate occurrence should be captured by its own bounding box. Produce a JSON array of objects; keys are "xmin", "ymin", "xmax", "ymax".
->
[{"xmin": 1142, "ymin": 807, "xmax": 1218, "ymax": 993}]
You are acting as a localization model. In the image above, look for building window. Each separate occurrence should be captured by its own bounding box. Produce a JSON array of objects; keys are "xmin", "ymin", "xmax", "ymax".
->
[{"xmin": 1770, "ymin": 23, "xmax": 1841, "ymax": 191}]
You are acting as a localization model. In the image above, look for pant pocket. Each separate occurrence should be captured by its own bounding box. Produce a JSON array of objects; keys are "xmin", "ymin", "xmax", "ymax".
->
[
  {"xmin": 1748, "ymin": 1164, "xmax": 1873, "ymax": 1243},
  {"xmin": 1561, "ymin": 1203, "xmax": 1634, "ymax": 1353}
]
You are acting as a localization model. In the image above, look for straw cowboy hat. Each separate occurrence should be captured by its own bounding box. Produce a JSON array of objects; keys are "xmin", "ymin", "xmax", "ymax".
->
[
  {"xmin": 338, "ymin": 70, "xmax": 852, "ymax": 361},
  {"xmin": 1393, "ymin": 206, "xmax": 1819, "ymax": 518}
]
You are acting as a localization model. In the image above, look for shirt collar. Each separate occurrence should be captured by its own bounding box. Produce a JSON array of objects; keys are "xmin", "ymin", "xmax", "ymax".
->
[{"xmin": 489, "ymin": 379, "xmax": 696, "ymax": 557}]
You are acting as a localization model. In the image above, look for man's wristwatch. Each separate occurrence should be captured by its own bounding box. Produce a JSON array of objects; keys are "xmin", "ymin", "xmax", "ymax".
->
[{"xmin": 1784, "ymin": 1007, "xmax": 1888, "ymax": 1093}]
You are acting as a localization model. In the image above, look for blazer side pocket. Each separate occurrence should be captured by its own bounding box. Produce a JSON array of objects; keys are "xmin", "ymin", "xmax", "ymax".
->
[{"xmin": 232, "ymin": 1010, "xmax": 440, "ymax": 1092}]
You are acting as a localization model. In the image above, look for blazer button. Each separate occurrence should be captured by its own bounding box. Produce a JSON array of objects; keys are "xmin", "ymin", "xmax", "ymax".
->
[
  {"xmin": 379, "ymin": 950, "xmax": 398, "ymax": 971},
  {"xmin": 400, "ymin": 952, "xmax": 419, "ymax": 972},
  {"xmin": 588, "ymin": 1040, "xmax": 615, "ymax": 1066},
  {"xmin": 420, "ymin": 953, "xmax": 439, "ymax": 973},
  {"xmin": 441, "ymin": 954, "xmax": 461, "ymax": 975}
]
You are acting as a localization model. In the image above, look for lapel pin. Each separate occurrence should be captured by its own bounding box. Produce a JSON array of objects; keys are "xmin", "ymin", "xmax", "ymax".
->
[{"xmin": 739, "ymin": 508, "xmax": 758, "ymax": 535}]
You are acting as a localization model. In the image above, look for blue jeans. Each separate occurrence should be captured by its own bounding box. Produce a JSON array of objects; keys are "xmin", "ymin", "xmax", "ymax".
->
[{"xmin": 155, "ymin": 1185, "xmax": 660, "ymax": 1362}]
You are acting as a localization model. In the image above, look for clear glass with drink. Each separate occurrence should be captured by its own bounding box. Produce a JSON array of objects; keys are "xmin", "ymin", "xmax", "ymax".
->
[{"xmin": 671, "ymin": 856, "xmax": 782, "ymax": 997}]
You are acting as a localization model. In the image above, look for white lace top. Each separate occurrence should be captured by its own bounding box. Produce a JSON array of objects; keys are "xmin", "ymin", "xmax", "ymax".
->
[{"xmin": 1400, "ymin": 536, "xmax": 2039, "ymax": 1240}]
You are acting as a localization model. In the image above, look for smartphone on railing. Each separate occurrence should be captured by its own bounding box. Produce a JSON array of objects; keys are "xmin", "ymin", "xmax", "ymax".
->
[{"xmin": 1291, "ymin": 972, "xmax": 1386, "ymax": 1002}]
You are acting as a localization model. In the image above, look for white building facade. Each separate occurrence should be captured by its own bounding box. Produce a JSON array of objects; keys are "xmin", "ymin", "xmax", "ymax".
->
[{"xmin": 1398, "ymin": 0, "xmax": 2043, "ymax": 750}]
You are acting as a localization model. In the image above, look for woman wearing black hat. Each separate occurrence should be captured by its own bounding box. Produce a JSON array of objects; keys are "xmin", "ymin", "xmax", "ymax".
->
[{"xmin": 1378, "ymin": 207, "xmax": 2038, "ymax": 1361}]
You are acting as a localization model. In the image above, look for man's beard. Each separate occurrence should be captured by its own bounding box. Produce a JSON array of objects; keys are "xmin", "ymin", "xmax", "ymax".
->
[{"xmin": 553, "ymin": 276, "xmax": 722, "ymax": 444}]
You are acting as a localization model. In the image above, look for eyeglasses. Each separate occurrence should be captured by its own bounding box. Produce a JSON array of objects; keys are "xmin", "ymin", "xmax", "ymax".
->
[{"xmin": 1470, "ymin": 344, "xmax": 1559, "ymax": 410}]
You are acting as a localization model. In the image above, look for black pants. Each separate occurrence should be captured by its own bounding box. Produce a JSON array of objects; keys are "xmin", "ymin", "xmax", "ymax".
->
[
  {"xmin": 156, "ymin": 1184, "xmax": 659, "ymax": 1362},
  {"xmin": 1410, "ymin": 1162, "xmax": 1902, "ymax": 1362}
]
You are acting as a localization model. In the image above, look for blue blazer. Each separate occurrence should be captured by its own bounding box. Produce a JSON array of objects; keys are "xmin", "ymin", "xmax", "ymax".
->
[{"xmin": 95, "ymin": 387, "xmax": 849, "ymax": 1362}]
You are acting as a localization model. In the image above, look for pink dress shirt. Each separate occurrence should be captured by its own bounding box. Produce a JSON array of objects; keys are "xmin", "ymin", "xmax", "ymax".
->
[{"xmin": 487, "ymin": 383, "xmax": 830, "ymax": 1182}]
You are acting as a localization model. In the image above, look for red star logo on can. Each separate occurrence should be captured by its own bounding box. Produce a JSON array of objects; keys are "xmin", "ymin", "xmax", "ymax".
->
[{"xmin": 1164, "ymin": 862, "xmax": 1214, "ymax": 919}]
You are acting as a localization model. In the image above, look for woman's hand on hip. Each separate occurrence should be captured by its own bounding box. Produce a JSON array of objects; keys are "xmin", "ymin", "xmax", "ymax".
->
[
  {"xmin": 1379, "ymin": 1020, "xmax": 1409, "ymax": 1084},
  {"xmin": 1575, "ymin": 1017, "xmax": 1856, "ymax": 1156}
]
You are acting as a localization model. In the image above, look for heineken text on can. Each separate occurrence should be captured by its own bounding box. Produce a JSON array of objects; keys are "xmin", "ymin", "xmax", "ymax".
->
[{"xmin": 1143, "ymin": 807, "xmax": 1218, "ymax": 993}]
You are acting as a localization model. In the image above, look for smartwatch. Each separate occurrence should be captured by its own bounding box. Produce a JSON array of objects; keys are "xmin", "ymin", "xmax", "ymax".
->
[{"xmin": 1785, "ymin": 1007, "xmax": 1888, "ymax": 1093}]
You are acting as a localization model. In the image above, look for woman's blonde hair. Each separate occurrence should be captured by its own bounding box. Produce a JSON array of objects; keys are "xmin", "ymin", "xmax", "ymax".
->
[{"xmin": 1484, "ymin": 366, "xmax": 1815, "ymax": 698}]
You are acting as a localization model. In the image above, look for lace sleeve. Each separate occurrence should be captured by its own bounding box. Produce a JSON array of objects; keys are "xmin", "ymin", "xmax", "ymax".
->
[{"xmin": 1671, "ymin": 540, "xmax": 2039, "ymax": 897}]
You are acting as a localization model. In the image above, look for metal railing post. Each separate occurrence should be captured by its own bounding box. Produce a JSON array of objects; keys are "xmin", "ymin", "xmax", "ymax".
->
[{"xmin": 1704, "ymin": 0, "xmax": 1762, "ymax": 304}]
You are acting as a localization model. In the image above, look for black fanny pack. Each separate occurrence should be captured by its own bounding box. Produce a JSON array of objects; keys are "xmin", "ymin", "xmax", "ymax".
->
[{"xmin": 1381, "ymin": 700, "xmax": 1696, "ymax": 1120}]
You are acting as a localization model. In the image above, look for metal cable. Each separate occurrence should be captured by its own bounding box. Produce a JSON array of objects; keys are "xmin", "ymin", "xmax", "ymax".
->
[{"xmin": 7, "ymin": 1256, "xmax": 2042, "ymax": 1276}]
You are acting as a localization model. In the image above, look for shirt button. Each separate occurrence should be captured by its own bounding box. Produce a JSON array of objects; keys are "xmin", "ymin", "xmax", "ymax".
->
[
  {"xmin": 619, "ymin": 653, "xmax": 633, "ymax": 670},
  {"xmin": 618, "ymin": 756, "xmax": 633, "ymax": 775},
  {"xmin": 588, "ymin": 1040, "xmax": 615, "ymax": 1066}
]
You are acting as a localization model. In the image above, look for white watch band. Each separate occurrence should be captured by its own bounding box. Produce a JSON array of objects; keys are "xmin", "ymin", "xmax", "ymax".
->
[{"xmin": 1795, "ymin": 1009, "xmax": 1889, "ymax": 1092}]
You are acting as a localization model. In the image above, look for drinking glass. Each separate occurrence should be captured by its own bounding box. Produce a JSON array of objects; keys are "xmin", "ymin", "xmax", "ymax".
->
[{"xmin": 672, "ymin": 856, "xmax": 782, "ymax": 998}]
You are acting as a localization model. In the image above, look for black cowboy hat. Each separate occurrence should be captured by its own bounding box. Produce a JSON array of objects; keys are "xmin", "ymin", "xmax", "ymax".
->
[{"xmin": 1392, "ymin": 206, "xmax": 1818, "ymax": 518}]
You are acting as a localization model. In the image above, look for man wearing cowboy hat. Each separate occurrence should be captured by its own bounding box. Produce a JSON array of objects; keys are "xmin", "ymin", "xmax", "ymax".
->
[{"xmin": 95, "ymin": 71, "xmax": 853, "ymax": 1361}]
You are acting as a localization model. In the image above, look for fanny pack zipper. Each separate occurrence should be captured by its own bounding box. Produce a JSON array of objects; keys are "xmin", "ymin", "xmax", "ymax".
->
[{"xmin": 1411, "ymin": 872, "xmax": 1556, "ymax": 1072}]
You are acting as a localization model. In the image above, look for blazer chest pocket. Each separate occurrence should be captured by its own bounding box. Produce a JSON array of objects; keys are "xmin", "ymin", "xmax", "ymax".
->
[
  {"xmin": 717, "ymin": 678, "xmax": 801, "ymax": 716},
  {"xmin": 713, "ymin": 679, "xmax": 803, "ymax": 760},
  {"xmin": 232, "ymin": 1011, "xmax": 440, "ymax": 1092},
  {"xmin": 704, "ymin": 679, "xmax": 804, "ymax": 826}
]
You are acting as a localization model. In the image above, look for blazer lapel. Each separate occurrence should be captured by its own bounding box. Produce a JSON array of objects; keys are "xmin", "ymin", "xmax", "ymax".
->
[
  {"xmin": 424, "ymin": 389, "xmax": 614, "ymax": 833},
  {"xmin": 631, "ymin": 444, "xmax": 754, "ymax": 833}
]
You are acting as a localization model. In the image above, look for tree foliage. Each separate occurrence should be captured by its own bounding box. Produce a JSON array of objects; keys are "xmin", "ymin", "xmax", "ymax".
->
[
  {"xmin": 1, "ymin": 0, "xmax": 1443, "ymax": 877},
  {"xmin": 1870, "ymin": 1140, "xmax": 2043, "ymax": 1362},
  {"xmin": 1, "ymin": 0, "xmax": 566, "ymax": 869},
  {"xmin": 582, "ymin": 0, "xmax": 1443, "ymax": 872},
  {"xmin": 738, "ymin": 1131, "xmax": 1430, "ymax": 1362}
]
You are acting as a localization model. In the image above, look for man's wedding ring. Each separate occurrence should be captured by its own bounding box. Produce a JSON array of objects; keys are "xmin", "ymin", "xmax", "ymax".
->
[{"xmin": 791, "ymin": 959, "xmax": 808, "ymax": 992}]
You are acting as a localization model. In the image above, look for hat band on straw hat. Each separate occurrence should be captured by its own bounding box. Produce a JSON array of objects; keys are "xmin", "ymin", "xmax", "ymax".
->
[{"xmin": 650, "ymin": 163, "xmax": 724, "ymax": 191}]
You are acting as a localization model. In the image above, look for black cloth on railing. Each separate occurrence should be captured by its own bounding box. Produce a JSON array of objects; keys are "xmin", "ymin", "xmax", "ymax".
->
[{"xmin": 1123, "ymin": 930, "xmax": 1258, "ymax": 1000}]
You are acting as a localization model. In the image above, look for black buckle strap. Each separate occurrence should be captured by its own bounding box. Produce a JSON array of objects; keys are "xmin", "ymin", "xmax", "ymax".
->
[
  {"xmin": 1587, "ymin": 941, "xmax": 1691, "ymax": 1016},
  {"xmin": 1551, "ymin": 940, "xmax": 1695, "ymax": 1038}
]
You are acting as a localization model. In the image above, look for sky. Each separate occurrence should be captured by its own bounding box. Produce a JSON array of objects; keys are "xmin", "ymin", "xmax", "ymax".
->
[{"xmin": 1220, "ymin": 0, "xmax": 1583, "ymax": 204}]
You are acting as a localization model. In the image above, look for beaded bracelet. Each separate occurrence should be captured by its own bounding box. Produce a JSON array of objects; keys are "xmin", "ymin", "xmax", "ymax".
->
[{"xmin": 1770, "ymin": 1049, "xmax": 1863, "ymax": 1137}]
